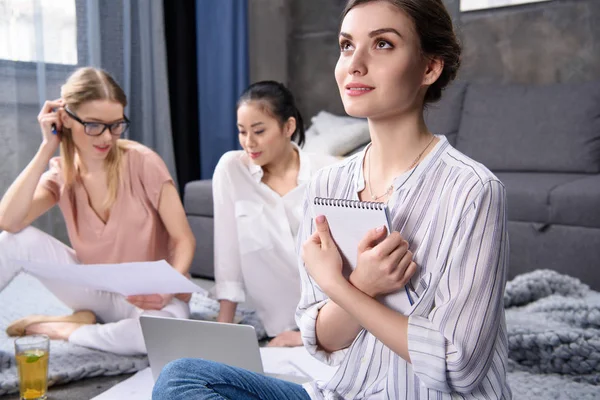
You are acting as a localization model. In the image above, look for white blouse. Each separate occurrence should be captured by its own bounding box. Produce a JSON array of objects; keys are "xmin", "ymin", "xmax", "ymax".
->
[{"xmin": 211, "ymin": 145, "xmax": 337, "ymax": 337}]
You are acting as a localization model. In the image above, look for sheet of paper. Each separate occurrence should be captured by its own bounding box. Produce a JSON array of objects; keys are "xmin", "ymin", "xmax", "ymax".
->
[
  {"xmin": 91, "ymin": 367, "xmax": 153, "ymax": 400},
  {"xmin": 15, "ymin": 259, "xmax": 203, "ymax": 296},
  {"xmin": 260, "ymin": 347, "xmax": 338, "ymax": 382}
]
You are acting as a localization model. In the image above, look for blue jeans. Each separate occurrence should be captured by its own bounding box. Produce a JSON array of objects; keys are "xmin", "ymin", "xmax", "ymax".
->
[{"xmin": 152, "ymin": 358, "xmax": 312, "ymax": 400}]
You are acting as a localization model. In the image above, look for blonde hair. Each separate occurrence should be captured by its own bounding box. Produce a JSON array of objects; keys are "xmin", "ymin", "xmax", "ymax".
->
[{"xmin": 60, "ymin": 67, "xmax": 134, "ymax": 209}]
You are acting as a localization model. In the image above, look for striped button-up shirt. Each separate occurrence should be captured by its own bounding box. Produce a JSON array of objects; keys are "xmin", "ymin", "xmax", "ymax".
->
[{"xmin": 296, "ymin": 136, "xmax": 512, "ymax": 399}]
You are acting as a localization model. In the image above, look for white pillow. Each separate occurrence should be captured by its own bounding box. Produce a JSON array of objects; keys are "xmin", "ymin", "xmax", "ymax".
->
[
  {"xmin": 303, "ymin": 111, "xmax": 370, "ymax": 157},
  {"xmin": 308, "ymin": 111, "xmax": 364, "ymax": 135}
]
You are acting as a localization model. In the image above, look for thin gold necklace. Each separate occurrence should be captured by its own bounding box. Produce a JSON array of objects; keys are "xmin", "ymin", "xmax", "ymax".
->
[{"xmin": 367, "ymin": 135, "xmax": 435, "ymax": 201}]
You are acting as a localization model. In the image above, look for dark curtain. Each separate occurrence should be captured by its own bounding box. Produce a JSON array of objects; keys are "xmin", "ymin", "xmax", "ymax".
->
[
  {"xmin": 163, "ymin": 0, "xmax": 200, "ymax": 193},
  {"xmin": 196, "ymin": 0, "xmax": 249, "ymax": 179}
]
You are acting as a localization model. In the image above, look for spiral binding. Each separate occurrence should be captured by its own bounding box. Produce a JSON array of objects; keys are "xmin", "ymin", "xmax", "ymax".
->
[{"xmin": 314, "ymin": 197, "xmax": 387, "ymax": 210}]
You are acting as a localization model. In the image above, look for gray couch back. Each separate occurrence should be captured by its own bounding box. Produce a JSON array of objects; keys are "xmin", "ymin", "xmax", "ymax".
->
[
  {"xmin": 184, "ymin": 180, "xmax": 215, "ymax": 279},
  {"xmin": 427, "ymin": 80, "xmax": 600, "ymax": 173}
]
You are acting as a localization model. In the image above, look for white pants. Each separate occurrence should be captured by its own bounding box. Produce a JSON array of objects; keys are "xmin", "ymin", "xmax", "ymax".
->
[{"xmin": 0, "ymin": 227, "xmax": 189, "ymax": 356}]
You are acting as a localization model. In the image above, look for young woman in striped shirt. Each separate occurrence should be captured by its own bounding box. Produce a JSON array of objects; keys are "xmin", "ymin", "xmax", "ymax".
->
[{"xmin": 153, "ymin": 0, "xmax": 511, "ymax": 399}]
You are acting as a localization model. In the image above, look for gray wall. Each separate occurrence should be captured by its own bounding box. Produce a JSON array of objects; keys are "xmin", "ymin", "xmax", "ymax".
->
[
  {"xmin": 287, "ymin": 0, "xmax": 347, "ymax": 120},
  {"xmin": 248, "ymin": 0, "xmax": 289, "ymax": 84},
  {"xmin": 249, "ymin": 0, "xmax": 600, "ymax": 121},
  {"xmin": 460, "ymin": 0, "xmax": 600, "ymax": 84}
]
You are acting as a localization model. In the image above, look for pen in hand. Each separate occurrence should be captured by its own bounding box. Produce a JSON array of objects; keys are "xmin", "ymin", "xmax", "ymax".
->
[{"xmin": 50, "ymin": 104, "xmax": 62, "ymax": 135}]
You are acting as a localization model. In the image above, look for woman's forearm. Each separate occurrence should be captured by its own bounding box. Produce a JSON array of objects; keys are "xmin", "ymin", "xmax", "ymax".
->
[
  {"xmin": 217, "ymin": 299, "xmax": 237, "ymax": 323},
  {"xmin": 0, "ymin": 144, "xmax": 55, "ymax": 231},
  {"xmin": 168, "ymin": 235, "xmax": 196, "ymax": 275},
  {"xmin": 314, "ymin": 270, "xmax": 394, "ymax": 353},
  {"xmin": 315, "ymin": 300, "xmax": 363, "ymax": 353},
  {"xmin": 323, "ymin": 278, "xmax": 411, "ymax": 362}
]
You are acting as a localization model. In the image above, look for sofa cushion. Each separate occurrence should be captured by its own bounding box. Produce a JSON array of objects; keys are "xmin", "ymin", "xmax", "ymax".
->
[
  {"xmin": 424, "ymin": 81, "xmax": 467, "ymax": 147},
  {"xmin": 549, "ymin": 175, "xmax": 600, "ymax": 229},
  {"xmin": 456, "ymin": 81, "xmax": 600, "ymax": 173},
  {"xmin": 508, "ymin": 221, "xmax": 600, "ymax": 291},
  {"xmin": 304, "ymin": 111, "xmax": 370, "ymax": 157},
  {"xmin": 184, "ymin": 180, "xmax": 213, "ymax": 217},
  {"xmin": 495, "ymin": 173, "xmax": 589, "ymax": 224}
]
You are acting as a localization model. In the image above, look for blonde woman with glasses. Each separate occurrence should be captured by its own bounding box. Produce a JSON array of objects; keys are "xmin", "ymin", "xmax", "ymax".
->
[{"xmin": 0, "ymin": 67, "xmax": 195, "ymax": 356}]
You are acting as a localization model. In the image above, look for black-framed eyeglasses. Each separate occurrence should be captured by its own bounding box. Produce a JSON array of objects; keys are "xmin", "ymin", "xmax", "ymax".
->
[{"xmin": 64, "ymin": 106, "xmax": 130, "ymax": 137}]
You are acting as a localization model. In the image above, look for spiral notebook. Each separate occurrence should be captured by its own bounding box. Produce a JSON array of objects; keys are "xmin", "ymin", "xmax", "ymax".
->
[{"xmin": 313, "ymin": 197, "xmax": 414, "ymax": 315}]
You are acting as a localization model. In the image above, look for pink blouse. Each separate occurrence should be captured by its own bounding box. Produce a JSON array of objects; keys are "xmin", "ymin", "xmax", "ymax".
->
[{"xmin": 40, "ymin": 143, "xmax": 173, "ymax": 264}]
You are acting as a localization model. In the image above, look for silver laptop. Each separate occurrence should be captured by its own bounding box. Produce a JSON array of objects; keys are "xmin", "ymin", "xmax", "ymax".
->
[{"xmin": 140, "ymin": 315, "xmax": 310, "ymax": 384}]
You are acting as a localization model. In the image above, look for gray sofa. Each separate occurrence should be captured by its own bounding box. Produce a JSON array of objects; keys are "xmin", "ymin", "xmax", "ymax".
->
[
  {"xmin": 184, "ymin": 80, "xmax": 600, "ymax": 291},
  {"xmin": 184, "ymin": 179, "xmax": 215, "ymax": 280}
]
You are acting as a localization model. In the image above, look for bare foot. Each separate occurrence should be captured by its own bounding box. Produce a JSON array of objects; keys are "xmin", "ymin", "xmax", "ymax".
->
[
  {"xmin": 25, "ymin": 322, "xmax": 88, "ymax": 340},
  {"xmin": 6, "ymin": 310, "xmax": 96, "ymax": 337}
]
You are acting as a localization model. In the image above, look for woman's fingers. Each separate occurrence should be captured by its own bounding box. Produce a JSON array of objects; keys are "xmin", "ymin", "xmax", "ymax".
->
[
  {"xmin": 373, "ymin": 232, "xmax": 406, "ymax": 259},
  {"xmin": 393, "ymin": 250, "xmax": 413, "ymax": 280},
  {"xmin": 387, "ymin": 239, "xmax": 410, "ymax": 265},
  {"xmin": 403, "ymin": 261, "xmax": 418, "ymax": 285},
  {"xmin": 126, "ymin": 294, "xmax": 165, "ymax": 310},
  {"xmin": 358, "ymin": 225, "xmax": 387, "ymax": 253},
  {"xmin": 38, "ymin": 99, "xmax": 64, "ymax": 119},
  {"xmin": 39, "ymin": 114, "xmax": 62, "ymax": 138},
  {"xmin": 39, "ymin": 113, "xmax": 60, "ymax": 126},
  {"xmin": 38, "ymin": 99, "xmax": 65, "ymax": 142}
]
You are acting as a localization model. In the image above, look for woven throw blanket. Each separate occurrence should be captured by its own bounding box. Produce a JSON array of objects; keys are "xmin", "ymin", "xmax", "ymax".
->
[
  {"xmin": 505, "ymin": 269, "xmax": 600, "ymax": 386},
  {"xmin": 0, "ymin": 273, "xmax": 264, "ymax": 396},
  {"xmin": 507, "ymin": 366, "xmax": 600, "ymax": 399}
]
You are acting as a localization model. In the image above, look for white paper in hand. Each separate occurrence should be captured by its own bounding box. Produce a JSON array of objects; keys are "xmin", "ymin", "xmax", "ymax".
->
[{"xmin": 14, "ymin": 259, "xmax": 203, "ymax": 296}]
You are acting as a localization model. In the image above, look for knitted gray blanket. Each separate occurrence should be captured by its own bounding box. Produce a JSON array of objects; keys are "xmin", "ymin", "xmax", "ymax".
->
[
  {"xmin": 504, "ymin": 269, "xmax": 600, "ymax": 386},
  {"xmin": 0, "ymin": 274, "xmax": 148, "ymax": 396},
  {"xmin": 1, "ymin": 270, "xmax": 599, "ymax": 398}
]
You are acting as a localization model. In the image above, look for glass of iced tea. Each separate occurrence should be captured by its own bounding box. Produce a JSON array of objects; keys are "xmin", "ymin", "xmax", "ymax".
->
[{"xmin": 14, "ymin": 335, "xmax": 50, "ymax": 400}]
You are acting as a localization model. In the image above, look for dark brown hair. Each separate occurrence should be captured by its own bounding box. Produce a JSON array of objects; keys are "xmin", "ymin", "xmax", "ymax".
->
[
  {"xmin": 237, "ymin": 81, "xmax": 305, "ymax": 147},
  {"xmin": 342, "ymin": 0, "xmax": 461, "ymax": 104}
]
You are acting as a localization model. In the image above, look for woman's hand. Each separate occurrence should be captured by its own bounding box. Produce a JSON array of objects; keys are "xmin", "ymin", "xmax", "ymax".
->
[
  {"xmin": 174, "ymin": 292, "xmax": 192, "ymax": 303},
  {"xmin": 301, "ymin": 215, "xmax": 344, "ymax": 293},
  {"xmin": 126, "ymin": 293, "xmax": 174, "ymax": 310},
  {"xmin": 174, "ymin": 272, "xmax": 193, "ymax": 303},
  {"xmin": 349, "ymin": 228, "xmax": 417, "ymax": 298},
  {"xmin": 37, "ymin": 99, "xmax": 64, "ymax": 152},
  {"xmin": 266, "ymin": 330, "xmax": 303, "ymax": 347}
]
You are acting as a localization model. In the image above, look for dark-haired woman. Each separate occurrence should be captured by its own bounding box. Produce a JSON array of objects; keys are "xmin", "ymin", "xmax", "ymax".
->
[
  {"xmin": 152, "ymin": 1, "xmax": 510, "ymax": 399},
  {"xmin": 210, "ymin": 81, "xmax": 337, "ymax": 348}
]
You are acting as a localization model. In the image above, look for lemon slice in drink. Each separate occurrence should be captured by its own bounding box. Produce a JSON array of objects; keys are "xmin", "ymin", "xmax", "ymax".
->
[{"xmin": 23, "ymin": 349, "xmax": 45, "ymax": 363}]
